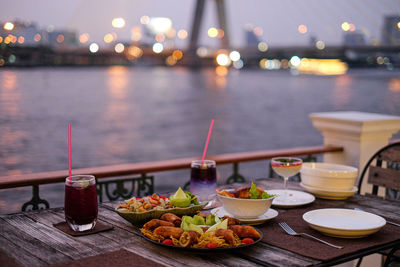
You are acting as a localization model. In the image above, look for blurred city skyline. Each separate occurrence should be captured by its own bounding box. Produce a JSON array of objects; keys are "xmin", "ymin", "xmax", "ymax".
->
[{"xmin": 1, "ymin": 0, "xmax": 399, "ymax": 48}]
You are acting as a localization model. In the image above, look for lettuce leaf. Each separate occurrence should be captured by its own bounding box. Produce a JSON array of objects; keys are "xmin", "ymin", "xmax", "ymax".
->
[{"xmin": 249, "ymin": 182, "xmax": 259, "ymax": 199}]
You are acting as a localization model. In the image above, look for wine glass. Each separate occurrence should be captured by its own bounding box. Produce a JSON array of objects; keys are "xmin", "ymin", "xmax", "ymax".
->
[{"xmin": 271, "ymin": 157, "xmax": 303, "ymax": 201}]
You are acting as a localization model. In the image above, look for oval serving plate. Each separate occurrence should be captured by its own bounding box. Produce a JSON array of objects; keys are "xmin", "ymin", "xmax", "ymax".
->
[
  {"xmin": 115, "ymin": 202, "xmax": 208, "ymax": 225},
  {"xmin": 140, "ymin": 227, "xmax": 263, "ymax": 252}
]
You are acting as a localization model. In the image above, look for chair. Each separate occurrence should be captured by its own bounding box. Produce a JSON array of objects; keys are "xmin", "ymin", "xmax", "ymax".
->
[
  {"xmin": 357, "ymin": 142, "xmax": 400, "ymax": 200},
  {"xmin": 356, "ymin": 142, "xmax": 400, "ymax": 267}
]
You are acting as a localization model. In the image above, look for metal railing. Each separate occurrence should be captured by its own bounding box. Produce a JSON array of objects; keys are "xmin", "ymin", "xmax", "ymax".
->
[{"xmin": 0, "ymin": 145, "xmax": 343, "ymax": 212}]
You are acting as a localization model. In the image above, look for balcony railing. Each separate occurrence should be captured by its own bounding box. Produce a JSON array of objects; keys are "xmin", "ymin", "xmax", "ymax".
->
[{"xmin": 0, "ymin": 145, "xmax": 343, "ymax": 212}]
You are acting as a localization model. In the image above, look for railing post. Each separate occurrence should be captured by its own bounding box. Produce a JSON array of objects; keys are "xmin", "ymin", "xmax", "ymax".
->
[{"xmin": 310, "ymin": 111, "xmax": 400, "ymax": 195}]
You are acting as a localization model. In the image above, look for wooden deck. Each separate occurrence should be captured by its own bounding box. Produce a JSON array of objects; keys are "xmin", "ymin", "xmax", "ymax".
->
[{"xmin": 1, "ymin": 178, "xmax": 399, "ymax": 267}]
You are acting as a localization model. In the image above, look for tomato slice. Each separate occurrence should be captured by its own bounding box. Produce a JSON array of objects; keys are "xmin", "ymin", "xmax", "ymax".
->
[
  {"xmin": 162, "ymin": 239, "xmax": 173, "ymax": 246},
  {"xmin": 241, "ymin": 238, "xmax": 254, "ymax": 244},
  {"xmin": 206, "ymin": 242, "xmax": 217, "ymax": 249}
]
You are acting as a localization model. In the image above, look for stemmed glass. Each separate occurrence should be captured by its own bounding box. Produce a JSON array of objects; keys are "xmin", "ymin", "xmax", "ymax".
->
[{"xmin": 271, "ymin": 157, "xmax": 303, "ymax": 201}]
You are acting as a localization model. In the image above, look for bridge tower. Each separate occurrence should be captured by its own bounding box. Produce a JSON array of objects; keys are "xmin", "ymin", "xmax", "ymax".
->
[{"xmin": 188, "ymin": 0, "xmax": 230, "ymax": 52}]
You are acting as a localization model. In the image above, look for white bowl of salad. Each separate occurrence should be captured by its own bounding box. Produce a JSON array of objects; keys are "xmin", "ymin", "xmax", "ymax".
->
[{"xmin": 216, "ymin": 182, "xmax": 275, "ymax": 219}]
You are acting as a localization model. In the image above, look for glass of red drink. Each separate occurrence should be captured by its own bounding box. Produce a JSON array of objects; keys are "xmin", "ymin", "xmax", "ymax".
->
[
  {"xmin": 64, "ymin": 175, "xmax": 98, "ymax": 232},
  {"xmin": 190, "ymin": 160, "xmax": 217, "ymax": 202}
]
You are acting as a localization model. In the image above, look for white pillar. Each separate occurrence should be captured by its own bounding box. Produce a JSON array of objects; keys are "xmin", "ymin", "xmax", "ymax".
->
[{"xmin": 309, "ymin": 111, "xmax": 400, "ymax": 194}]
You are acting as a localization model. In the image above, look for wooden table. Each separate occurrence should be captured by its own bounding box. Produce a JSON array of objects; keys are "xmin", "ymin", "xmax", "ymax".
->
[{"xmin": 1, "ymin": 179, "xmax": 399, "ymax": 267}]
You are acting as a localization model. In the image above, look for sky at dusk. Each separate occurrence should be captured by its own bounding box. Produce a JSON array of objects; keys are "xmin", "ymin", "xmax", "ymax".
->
[{"xmin": 1, "ymin": 0, "xmax": 399, "ymax": 48}]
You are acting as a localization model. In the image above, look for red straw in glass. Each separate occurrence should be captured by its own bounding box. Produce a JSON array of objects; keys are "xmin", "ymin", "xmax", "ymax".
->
[
  {"xmin": 68, "ymin": 124, "xmax": 72, "ymax": 181},
  {"xmin": 201, "ymin": 119, "xmax": 215, "ymax": 165}
]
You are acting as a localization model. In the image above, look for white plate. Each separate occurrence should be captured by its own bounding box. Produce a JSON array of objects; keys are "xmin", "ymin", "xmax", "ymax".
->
[
  {"xmin": 211, "ymin": 207, "xmax": 278, "ymax": 225},
  {"xmin": 303, "ymin": 208, "xmax": 386, "ymax": 238},
  {"xmin": 300, "ymin": 183, "xmax": 357, "ymax": 200},
  {"xmin": 267, "ymin": 189, "xmax": 315, "ymax": 208}
]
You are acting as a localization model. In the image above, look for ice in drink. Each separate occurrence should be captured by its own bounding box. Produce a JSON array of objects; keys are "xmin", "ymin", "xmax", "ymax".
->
[
  {"xmin": 190, "ymin": 160, "xmax": 217, "ymax": 202},
  {"xmin": 65, "ymin": 175, "xmax": 98, "ymax": 232}
]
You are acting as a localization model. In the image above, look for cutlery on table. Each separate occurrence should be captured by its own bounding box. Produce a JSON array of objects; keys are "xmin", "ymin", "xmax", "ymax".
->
[
  {"xmin": 278, "ymin": 222, "xmax": 343, "ymax": 249},
  {"xmin": 354, "ymin": 208, "xmax": 400, "ymax": 227}
]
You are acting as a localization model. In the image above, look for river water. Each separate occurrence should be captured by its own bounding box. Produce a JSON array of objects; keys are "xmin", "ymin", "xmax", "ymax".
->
[{"xmin": 1, "ymin": 67, "xmax": 399, "ymax": 213}]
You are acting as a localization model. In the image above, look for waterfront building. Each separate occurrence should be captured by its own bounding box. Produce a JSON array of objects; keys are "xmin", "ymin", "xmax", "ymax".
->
[
  {"xmin": 0, "ymin": 20, "xmax": 41, "ymax": 46},
  {"xmin": 47, "ymin": 30, "xmax": 78, "ymax": 47},
  {"xmin": 381, "ymin": 15, "xmax": 400, "ymax": 45},
  {"xmin": 343, "ymin": 31, "xmax": 367, "ymax": 46}
]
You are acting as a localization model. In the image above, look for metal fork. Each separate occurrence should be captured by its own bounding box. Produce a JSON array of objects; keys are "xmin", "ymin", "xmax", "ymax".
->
[
  {"xmin": 278, "ymin": 222, "xmax": 343, "ymax": 249},
  {"xmin": 354, "ymin": 208, "xmax": 400, "ymax": 227}
]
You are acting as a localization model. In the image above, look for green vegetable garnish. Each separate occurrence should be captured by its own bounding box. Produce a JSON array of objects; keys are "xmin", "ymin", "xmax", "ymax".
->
[
  {"xmin": 249, "ymin": 182, "xmax": 259, "ymax": 199},
  {"xmin": 170, "ymin": 187, "xmax": 191, "ymax": 207},
  {"xmin": 205, "ymin": 214, "xmax": 216, "ymax": 226},
  {"xmin": 249, "ymin": 182, "xmax": 274, "ymax": 199},
  {"xmin": 192, "ymin": 215, "xmax": 205, "ymax": 225},
  {"xmin": 185, "ymin": 191, "xmax": 200, "ymax": 205}
]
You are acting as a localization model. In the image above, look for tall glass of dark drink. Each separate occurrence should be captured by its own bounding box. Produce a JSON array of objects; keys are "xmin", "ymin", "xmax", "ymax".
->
[
  {"xmin": 65, "ymin": 175, "xmax": 98, "ymax": 232},
  {"xmin": 190, "ymin": 160, "xmax": 217, "ymax": 202}
]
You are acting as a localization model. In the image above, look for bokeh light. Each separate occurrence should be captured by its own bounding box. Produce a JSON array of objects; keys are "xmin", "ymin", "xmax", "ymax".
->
[
  {"xmin": 290, "ymin": 56, "xmax": 301, "ymax": 67},
  {"xmin": 233, "ymin": 60, "xmax": 244, "ymax": 69},
  {"xmin": 112, "ymin": 18, "xmax": 125, "ymax": 28},
  {"xmin": 298, "ymin": 24, "xmax": 308, "ymax": 34},
  {"xmin": 152, "ymin": 42, "xmax": 163, "ymax": 53},
  {"xmin": 34, "ymin": 34, "xmax": 41, "ymax": 42},
  {"xmin": 229, "ymin": 51, "xmax": 241, "ymax": 62},
  {"xmin": 196, "ymin": 47, "xmax": 208, "ymax": 57},
  {"xmin": 56, "ymin": 34, "xmax": 64, "ymax": 43},
  {"xmin": 4, "ymin": 22, "xmax": 14, "ymax": 31},
  {"xmin": 104, "ymin": 33, "xmax": 114, "ymax": 43},
  {"xmin": 140, "ymin": 16, "xmax": 150, "ymax": 25},
  {"xmin": 253, "ymin": 27, "xmax": 263, "ymax": 36},
  {"xmin": 216, "ymin": 53, "xmax": 231, "ymax": 66},
  {"xmin": 257, "ymin": 42, "xmax": 268, "ymax": 52},
  {"xmin": 177, "ymin": 29, "xmax": 188, "ymax": 39},
  {"xmin": 166, "ymin": 56, "xmax": 177, "ymax": 66},
  {"xmin": 114, "ymin": 43, "xmax": 125, "ymax": 53},
  {"xmin": 349, "ymin": 24, "xmax": 356, "ymax": 32},
  {"xmin": 208, "ymin": 27, "xmax": 218, "ymax": 38},
  {"xmin": 127, "ymin": 46, "xmax": 143, "ymax": 58},
  {"xmin": 79, "ymin": 33, "xmax": 89, "ymax": 43},
  {"xmin": 341, "ymin": 22, "xmax": 350, "ymax": 31},
  {"xmin": 172, "ymin": 50, "xmax": 183, "ymax": 60},
  {"xmin": 316, "ymin": 40, "xmax": 325, "ymax": 50},
  {"xmin": 18, "ymin": 36, "xmax": 24, "ymax": 44},
  {"xmin": 89, "ymin": 43, "xmax": 99, "ymax": 53}
]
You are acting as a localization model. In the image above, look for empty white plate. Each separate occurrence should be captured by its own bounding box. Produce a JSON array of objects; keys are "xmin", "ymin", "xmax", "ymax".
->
[
  {"xmin": 211, "ymin": 207, "xmax": 278, "ymax": 225},
  {"xmin": 300, "ymin": 183, "xmax": 357, "ymax": 200},
  {"xmin": 267, "ymin": 189, "xmax": 315, "ymax": 208},
  {"xmin": 303, "ymin": 208, "xmax": 386, "ymax": 238}
]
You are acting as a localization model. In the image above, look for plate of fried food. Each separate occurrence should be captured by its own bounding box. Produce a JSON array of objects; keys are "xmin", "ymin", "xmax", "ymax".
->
[
  {"xmin": 116, "ymin": 188, "xmax": 207, "ymax": 225},
  {"xmin": 140, "ymin": 212, "xmax": 263, "ymax": 251}
]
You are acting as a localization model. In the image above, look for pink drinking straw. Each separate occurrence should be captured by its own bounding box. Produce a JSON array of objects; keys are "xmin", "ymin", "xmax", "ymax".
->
[
  {"xmin": 201, "ymin": 119, "xmax": 215, "ymax": 165},
  {"xmin": 68, "ymin": 124, "xmax": 72, "ymax": 181}
]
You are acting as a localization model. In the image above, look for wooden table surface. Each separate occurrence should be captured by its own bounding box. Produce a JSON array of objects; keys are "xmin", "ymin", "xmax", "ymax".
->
[{"xmin": 1, "ymin": 179, "xmax": 399, "ymax": 267}]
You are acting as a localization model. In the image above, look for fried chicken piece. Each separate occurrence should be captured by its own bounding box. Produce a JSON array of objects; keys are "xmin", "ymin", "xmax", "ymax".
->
[
  {"xmin": 143, "ymin": 219, "xmax": 174, "ymax": 231},
  {"xmin": 160, "ymin": 213, "xmax": 182, "ymax": 227},
  {"xmin": 216, "ymin": 189, "xmax": 235, "ymax": 198},
  {"xmin": 229, "ymin": 225, "xmax": 261, "ymax": 239},
  {"xmin": 153, "ymin": 226, "xmax": 184, "ymax": 239},
  {"xmin": 215, "ymin": 229, "xmax": 235, "ymax": 245}
]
